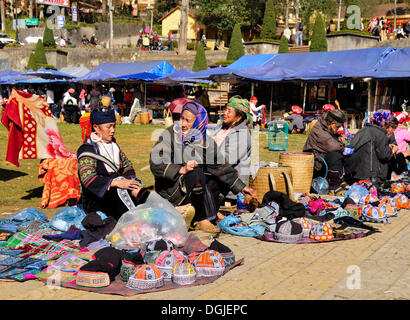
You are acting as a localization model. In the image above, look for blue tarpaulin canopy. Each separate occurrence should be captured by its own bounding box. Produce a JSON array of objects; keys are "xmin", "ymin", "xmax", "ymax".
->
[
  {"xmin": 116, "ymin": 72, "xmax": 162, "ymax": 81},
  {"xmin": 75, "ymin": 70, "xmax": 117, "ymax": 82},
  {"xmin": 156, "ymin": 69, "xmax": 213, "ymax": 84},
  {"xmin": 231, "ymin": 47, "xmax": 400, "ymax": 82},
  {"xmin": 227, "ymin": 54, "xmax": 277, "ymax": 71},
  {"xmin": 59, "ymin": 66, "xmax": 91, "ymax": 78},
  {"xmin": 365, "ymin": 47, "xmax": 410, "ymax": 79},
  {"xmin": 24, "ymin": 67, "xmax": 75, "ymax": 79},
  {"xmin": 90, "ymin": 61, "xmax": 176, "ymax": 78}
]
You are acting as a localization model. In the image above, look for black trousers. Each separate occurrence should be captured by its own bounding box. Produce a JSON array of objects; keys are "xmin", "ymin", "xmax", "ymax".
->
[
  {"xmin": 64, "ymin": 105, "xmax": 80, "ymax": 124},
  {"xmin": 182, "ymin": 167, "xmax": 228, "ymax": 223},
  {"xmin": 388, "ymin": 152, "xmax": 408, "ymax": 177}
]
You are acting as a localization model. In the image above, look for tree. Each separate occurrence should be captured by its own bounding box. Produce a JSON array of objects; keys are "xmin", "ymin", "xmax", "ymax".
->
[
  {"xmin": 1, "ymin": 0, "xmax": 5, "ymax": 32},
  {"xmin": 260, "ymin": 0, "xmax": 277, "ymax": 40},
  {"xmin": 26, "ymin": 52, "xmax": 36, "ymax": 71},
  {"xmin": 278, "ymin": 35, "xmax": 289, "ymax": 53},
  {"xmin": 226, "ymin": 23, "xmax": 244, "ymax": 61},
  {"xmin": 193, "ymin": 0, "xmax": 249, "ymax": 33},
  {"xmin": 192, "ymin": 42, "xmax": 208, "ymax": 71},
  {"xmin": 310, "ymin": 14, "xmax": 328, "ymax": 52},
  {"xmin": 178, "ymin": 0, "xmax": 189, "ymax": 54},
  {"xmin": 43, "ymin": 25, "xmax": 56, "ymax": 48},
  {"xmin": 34, "ymin": 40, "xmax": 48, "ymax": 67}
]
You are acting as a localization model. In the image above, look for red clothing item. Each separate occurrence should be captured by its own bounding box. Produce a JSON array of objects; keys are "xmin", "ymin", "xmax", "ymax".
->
[{"xmin": 1, "ymin": 96, "xmax": 24, "ymax": 166}]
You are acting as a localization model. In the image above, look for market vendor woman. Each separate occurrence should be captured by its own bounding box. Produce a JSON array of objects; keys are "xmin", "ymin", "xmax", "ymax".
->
[
  {"xmin": 77, "ymin": 109, "xmax": 150, "ymax": 219},
  {"xmin": 150, "ymin": 101, "xmax": 256, "ymax": 233}
]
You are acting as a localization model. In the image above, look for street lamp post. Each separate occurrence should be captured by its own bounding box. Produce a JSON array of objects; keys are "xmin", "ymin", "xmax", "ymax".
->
[{"xmin": 14, "ymin": 2, "xmax": 19, "ymax": 42}]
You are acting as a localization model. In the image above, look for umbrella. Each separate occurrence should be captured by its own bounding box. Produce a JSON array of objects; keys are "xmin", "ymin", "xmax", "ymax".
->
[{"xmin": 168, "ymin": 98, "xmax": 194, "ymax": 114}]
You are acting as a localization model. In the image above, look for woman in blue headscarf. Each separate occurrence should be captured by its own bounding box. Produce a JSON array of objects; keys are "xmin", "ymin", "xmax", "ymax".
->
[{"xmin": 150, "ymin": 101, "xmax": 256, "ymax": 233}]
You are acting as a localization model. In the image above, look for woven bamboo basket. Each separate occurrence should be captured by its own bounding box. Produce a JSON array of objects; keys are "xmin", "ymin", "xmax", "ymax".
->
[
  {"xmin": 249, "ymin": 166, "xmax": 294, "ymax": 203},
  {"xmin": 101, "ymin": 96, "xmax": 111, "ymax": 107},
  {"xmin": 140, "ymin": 112, "xmax": 150, "ymax": 125},
  {"xmin": 279, "ymin": 152, "xmax": 314, "ymax": 193},
  {"xmin": 133, "ymin": 113, "xmax": 141, "ymax": 124}
]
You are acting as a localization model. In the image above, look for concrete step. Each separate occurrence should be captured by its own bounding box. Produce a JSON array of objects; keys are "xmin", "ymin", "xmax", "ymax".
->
[{"xmin": 289, "ymin": 45, "xmax": 310, "ymax": 53}]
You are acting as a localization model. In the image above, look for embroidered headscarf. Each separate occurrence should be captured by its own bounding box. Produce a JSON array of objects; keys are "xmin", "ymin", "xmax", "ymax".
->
[
  {"xmin": 174, "ymin": 102, "xmax": 208, "ymax": 146},
  {"xmin": 227, "ymin": 96, "xmax": 252, "ymax": 122}
]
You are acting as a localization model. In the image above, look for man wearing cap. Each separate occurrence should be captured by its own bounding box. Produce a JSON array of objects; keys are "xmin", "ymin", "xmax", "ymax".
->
[
  {"xmin": 77, "ymin": 109, "xmax": 150, "ymax": 220},
  {"xmin": 249, "ymin": 96, "xmax": 265, "ymax": 128},
  {"xmin": 303, "ymin": 109, "xmax": 349, "ymax": 194}
]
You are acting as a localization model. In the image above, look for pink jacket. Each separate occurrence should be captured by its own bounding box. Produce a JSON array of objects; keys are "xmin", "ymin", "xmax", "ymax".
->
[{"xmin": 394, "ymin": 127, "xmax": 410, "ymax": 152}]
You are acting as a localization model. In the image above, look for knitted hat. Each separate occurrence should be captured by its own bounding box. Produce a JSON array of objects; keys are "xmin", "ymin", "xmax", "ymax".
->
[
  {"xmin": 295, "ymin": 217, "xmax": 315, "ymax": 238},
  {"xmin": 144, "ymin": 250, "xmax": 161, "ymax": 264},
  {"xmin": 390, "ymin": 183, "xmax": 406, "ymax": 193},
  {"xmin": 274, "ymin": 220, "xmax": 304, "ymax": 243},
  {"xmin": 76, "ymin": 270, "xmax": 110, "ymax": 288},
  {"xmin": 209, "ymin": 240, "xmax": 235, "ymax": 268},
  {"xmin": 361, "ymin": 206, "xmax": 388, "ymax": 223},
  {"xmin": 154, "ymin": 249, "xmax": 188, "ymax": 281},
  {"xmin": 291, "ymin": 105, "xmax": 303, "ymax": 115},
  {"xmin": 378, "ymin": 202, "xmax": 397, "ymax": 218},
  {"xmin": 172, "ymin": 261, "xmax": 197, "ymax": 285},
  {"xmin": 126, "ymin": 263, "xmax": 164, "ymax": 290},
  {"xmin": 379, "ymin": 197, "xmax": 396, "ymax": 208},
  {"xmin": 393, "ymin": 194, "xmax": 410, "ymax": 209},
  {"xmin": 249, "ymin": 96, "xmax": 258, "ymax": 103},
  {"xmin": 323, "ymin": 104, "xmax": 335, "ymax": 112},
  {"xmin": 194, "ymin": 249, "xmax": 225, "ymax": 277},
  {"xmin": 145, "ymin": 239, "xmax": 175, "ymax": 252},
  {"xmin": 358, "ymin": 194, "xmax": 380, "ymax": 205},
  {"xmin": 309, "ymin": 222, "xmax": 334, "ymax": 241},
  {"xmin": 120, "ymin": 259, "xmax": 141, "ymax": 282},
  {"xmin": 358, "ymin": 204, "xmax": 372, "ymax": 218}
]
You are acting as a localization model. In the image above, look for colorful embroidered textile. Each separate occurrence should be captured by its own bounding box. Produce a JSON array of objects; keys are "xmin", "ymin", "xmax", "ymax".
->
[
  {"xmin": 46, "ymin": 253, "xmax": 87, "ymax": 272},
  {"xmin": 1, "ymin": 89, "xmax": 75, "ymax": 166},
  {"xmin": 38, "ymin": 158, "xmax": 81, "ymax": 208},
  {"xmin": 79, "ymin": 112, "xmax": 91, "ymax": 142},
  {"xmin": 3, "ymin": 232, "xmax": 49, "ymax": 249}
]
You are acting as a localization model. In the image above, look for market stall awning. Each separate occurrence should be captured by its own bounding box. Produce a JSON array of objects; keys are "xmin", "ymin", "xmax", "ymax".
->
[
  {"xmin": 227, "ymin": 54, "xmax": 277, "ymax": 71},
  {"xmin": 233, "ymin": 47, "xmax": 400, "ymax": 82},
  {"xmin": 116, "ymin": 72, "xmax": 162, "ymax": 81},
  {"xmin": 59, "ymin": 67, "xmax": 91, "ymax": 78},
  {"xmin": 90, "ymin": 61, "xmax": 176, "ymax": 78},
  {"xmin": 75, "ymin": 70, "xmax": 117, "ymax": 82},
  {"xmin": 24, "ymin": 67, "xmax": 75, "ymax": 79},
  {"xmin": 365, "ymin": 47, "xmax": 410, "ymax": 79},
  {"xmin": 156, "ymin": 69, "xmax": 213, "ymax": 84}
]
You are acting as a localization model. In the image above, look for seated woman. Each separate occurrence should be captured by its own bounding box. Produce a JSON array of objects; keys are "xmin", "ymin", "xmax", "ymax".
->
[
  {"xmin": 303, "ymin": 109, "xmax": 348, "ymax": 194},
  {"xmin": 285, "ymin": 105, "xmax": 304, "ymax": 133},
  {"xmin": 345, "ymin": 110, "xmax": 398, "ymax": 186},
  {"xmin": 211, "ymin": 96, "xmax": 252, "ymax": 204},
  {"xmin": 77, "ymin": 109, "xmax": 150, "ymax": 220},
  {"xmin": 150, "ymin": 101, "xmax": 256, "ymax": 233}
]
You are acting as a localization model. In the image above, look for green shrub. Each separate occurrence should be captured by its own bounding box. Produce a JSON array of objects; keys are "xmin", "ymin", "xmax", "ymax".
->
[
  {"xmin": 310, "ymin": 14, "xmax": 327, "ymax": 52},
  {"xmin": 43, "ymin": 25, "xmax": 56, "ymax": 48},
  {"xmin": 26, "ymin": 52, "xmax": 37, "ymax": 71},
  {"xmin": 260, "ymin": 0, "xmax": 277, "ymax": 40},
  {"xmin": 214, "ymin": 60, "xmax": 235, "ymax": 66},
  {"xmin": 37, "ymin": 64, "xmax": 56, "ymax": 70},
  {"xmin": 192, "ymin": 42, "xmax": 208, "ymax": 72},
  {"xmin": 226, "ymin": 23, "xmax": 244, "ymax": 62},
  {"xmin": 34, "ymin": 40, "xmax": 48, "ymax": 67},
  {"xmin": 278, "ymin": 35, "xmax": 289, "ymax": 53}
]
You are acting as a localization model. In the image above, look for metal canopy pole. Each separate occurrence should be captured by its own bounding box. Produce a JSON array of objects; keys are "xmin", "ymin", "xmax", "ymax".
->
[{"xmin": 302, "ymin": 82, "xmax": 307, "ymax": 112}]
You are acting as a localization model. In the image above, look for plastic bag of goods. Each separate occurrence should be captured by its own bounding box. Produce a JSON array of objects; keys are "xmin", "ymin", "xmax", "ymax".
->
[{"xmin": 106, "ymin": 192, "xmax": 189, "ymax": 250}]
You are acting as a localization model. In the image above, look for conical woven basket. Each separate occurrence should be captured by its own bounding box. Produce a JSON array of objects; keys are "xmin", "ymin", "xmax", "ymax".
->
[{"xmin": 279, "ymin": 152, "xmax": 314, "ymax": 193}]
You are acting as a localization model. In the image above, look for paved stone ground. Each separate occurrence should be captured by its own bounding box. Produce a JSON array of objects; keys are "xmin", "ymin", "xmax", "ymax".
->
[{"xmin": 1, "ymin": 210, "xmax": 409, "ymax": 300}]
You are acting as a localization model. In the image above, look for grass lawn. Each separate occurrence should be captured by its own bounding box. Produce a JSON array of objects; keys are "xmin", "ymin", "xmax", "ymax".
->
[{"xmin": 0, "ymin": 122, "xmax": 307, "ymax": 218}]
